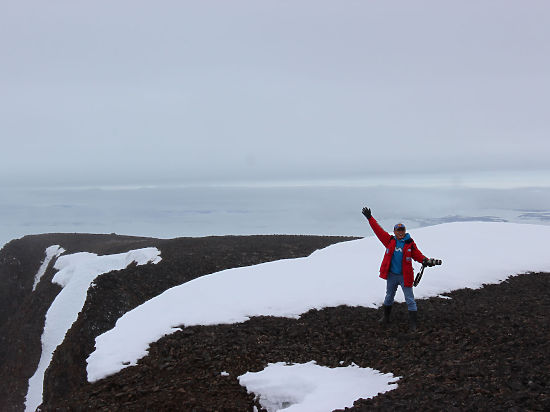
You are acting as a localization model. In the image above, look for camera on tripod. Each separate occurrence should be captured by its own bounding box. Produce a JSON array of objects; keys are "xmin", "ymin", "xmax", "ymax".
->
[{"xmin": 415, "ymin": 258, "xmax": 443, "ymax": 286}]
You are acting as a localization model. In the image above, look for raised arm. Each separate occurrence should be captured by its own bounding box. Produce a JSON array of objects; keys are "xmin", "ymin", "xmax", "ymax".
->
[{"xmin": 362, "ymin": 207, "xmax": 392, "ymax": 247}]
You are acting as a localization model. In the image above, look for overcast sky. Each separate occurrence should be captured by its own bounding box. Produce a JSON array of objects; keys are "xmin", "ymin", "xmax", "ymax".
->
[{"xmin": 1, "ymin": 1, "xmax": 549, "ymax": 187}]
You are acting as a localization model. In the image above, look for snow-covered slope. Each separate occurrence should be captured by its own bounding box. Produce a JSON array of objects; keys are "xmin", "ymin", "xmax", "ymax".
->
[
  {"xmin": 86, "ymin": 222, "xmax": 550, "ymax": 386},
  {"xmin": 32, "ymin": 245, "xmax": 65, "ymax": 291},
  {"xmin": 25, "ymin": 247, "xmax": 162, "ymax": 412}
]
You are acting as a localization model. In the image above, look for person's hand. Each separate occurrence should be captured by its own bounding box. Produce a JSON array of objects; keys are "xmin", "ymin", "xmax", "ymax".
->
[
  {"xmin": 362, "ymin": 207, "xmax": 372, "ymax": 219},
  {"xmin": 423, "ymin": 257, "xmax": 430, "ymax": 266}
]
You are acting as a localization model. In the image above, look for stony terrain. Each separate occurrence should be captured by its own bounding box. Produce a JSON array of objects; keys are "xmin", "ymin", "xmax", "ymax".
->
[
  {"xmin": 0, "ymin": 233, "xmax": 548, "ymax": 411},
  {"xmin": 0, "ymin": 233, "xmax": 354, "ymax": 411}
]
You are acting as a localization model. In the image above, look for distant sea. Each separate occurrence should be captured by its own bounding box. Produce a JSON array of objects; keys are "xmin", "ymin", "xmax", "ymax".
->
[{"xmin": 2, "ymin": 177, "xmax": 550, "ymax": 248}]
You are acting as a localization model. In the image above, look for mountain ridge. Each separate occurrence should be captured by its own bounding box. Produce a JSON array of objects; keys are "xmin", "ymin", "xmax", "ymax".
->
[
  {"xmin": 0, "ymin": 231, "xmax": 548, "ymax": 410},
  {"xmin": 0, "ymin": 233, "xmax": 354, "ymax": 411}
]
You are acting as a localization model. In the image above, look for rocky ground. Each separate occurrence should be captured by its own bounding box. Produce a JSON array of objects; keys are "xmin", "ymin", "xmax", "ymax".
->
[
  {"xmin": 1, "ymin": 234, "xmax": 548, "ymax": 411},
  {"xmin": 0, "ymin": 233, "xmax": 355, "ymax": 411},
  {"xmin": 47, "ymin": 272, "xmax": 550, "ymax": 412}
]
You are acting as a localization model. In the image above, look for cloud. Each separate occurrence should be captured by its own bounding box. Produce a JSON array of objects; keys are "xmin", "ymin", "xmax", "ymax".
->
[{"xmin": 1, "ymin": 1, "xmax": 549, "ymax": 185}]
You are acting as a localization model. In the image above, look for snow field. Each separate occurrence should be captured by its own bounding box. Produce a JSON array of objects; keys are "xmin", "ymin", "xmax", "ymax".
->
[
  {"xmin": 238, "ymin": 361, "xmax": 399, "ymax": 412},
  {"xmin": 87, "ymin": 222, "xmax": 550, "ymax": 385},
  {"xmin": 25, "ymin": 222, "xmax": 550, "ymax": 412}
]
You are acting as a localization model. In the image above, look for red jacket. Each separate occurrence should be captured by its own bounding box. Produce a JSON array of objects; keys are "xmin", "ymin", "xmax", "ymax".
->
[{"xmin": 367, "ymin": 216, "xmax": 426, "ymax": 287}]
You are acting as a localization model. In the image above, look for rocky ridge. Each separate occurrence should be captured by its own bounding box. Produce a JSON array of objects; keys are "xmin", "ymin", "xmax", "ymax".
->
[
  {"xmin": 0, "ymin": 233, "xmax": 353, "ymax": 411},
  {"xmin": 0, "ymin": 233, "xmax": 548, "ymax": 411}
]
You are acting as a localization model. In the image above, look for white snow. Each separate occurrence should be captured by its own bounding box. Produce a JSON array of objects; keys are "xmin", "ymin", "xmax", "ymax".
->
[
  {"xmin": 32, "ymin": 245, "xmax": 65, "ymax": 291},
  {"xmin": 87, "ymin": 222, "xmax": 550, "ymax": 387},
  {"xmin": 15, "ymin": 221, "xmax": 540, "ymax": 411},
  {"xmin": 238, "ymin": 361, "xmax": 399, "ymax": 412},
  {"xmin": 25, "ymin": 247, "xmax": 162, "ymax": 412}
]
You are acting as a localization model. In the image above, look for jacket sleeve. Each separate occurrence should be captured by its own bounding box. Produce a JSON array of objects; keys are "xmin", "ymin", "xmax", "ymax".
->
[
  {"xmin": 367, "ymin": 216, "xmax": 392, "ymax": 247},
  {"xmin": 411, "ymin": 241, "xmax": 426, "ymax": 263}
]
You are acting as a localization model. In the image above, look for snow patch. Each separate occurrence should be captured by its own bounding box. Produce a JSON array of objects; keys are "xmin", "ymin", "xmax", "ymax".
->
[
  {"xmin": 32, "ymin": 245, "xmax": 65, "ymax": 291},
  {"xmin": 25, "ymin": 247, "xmax": 162, "ymax": 412},
  {"xmin": 238, "ymin": 361, "xmax": 399, "ymax": 412},
  {"xmin": 86, "ymin": 222, "xmax": 550, "ymax": 383}
]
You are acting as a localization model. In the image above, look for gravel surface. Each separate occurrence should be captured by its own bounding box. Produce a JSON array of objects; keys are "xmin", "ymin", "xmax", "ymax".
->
[
  {"xmin": 1, "ymin": 234, "xmax": 548, "ymax": 411},
  {"xmin": 0, "ymin": 233, "xmax": 355, "ymax": 411},
  {"xmin": 55, "ymin": 271, "xmax": 550, "ymax": 411}
]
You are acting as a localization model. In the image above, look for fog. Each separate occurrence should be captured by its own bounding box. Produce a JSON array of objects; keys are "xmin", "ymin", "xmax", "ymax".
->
[
  {"xmin": 1, "ymin": 1, "xmax": 549, "ymax": 187},
  {"xmin": 2, "ymin": 183, "xmax": 550, "ymax": 248},
  {"xmin": 2, "ymin": 1, "xmax": 549, "ymax": 245}
]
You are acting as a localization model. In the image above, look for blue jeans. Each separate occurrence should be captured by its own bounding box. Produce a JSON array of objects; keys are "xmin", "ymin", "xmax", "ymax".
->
[{"xmin": 383, "ymin": 272, "xmax": 417, "ymax": 311}]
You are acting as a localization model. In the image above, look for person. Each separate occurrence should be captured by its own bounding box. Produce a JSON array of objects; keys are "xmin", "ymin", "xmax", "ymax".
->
[{"xmin": 362, "ymin": 206, "xmax": 434, "ymax": 331}]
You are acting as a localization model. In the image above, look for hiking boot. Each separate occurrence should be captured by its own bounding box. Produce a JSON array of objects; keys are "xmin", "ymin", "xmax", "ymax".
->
[
  {"xmin": 379, "ymin": 305, "xmax": 392, "ymax": 325},
  {"xmin": 408, "ymin": 310, "xmax": 418, "ymax": 331}
]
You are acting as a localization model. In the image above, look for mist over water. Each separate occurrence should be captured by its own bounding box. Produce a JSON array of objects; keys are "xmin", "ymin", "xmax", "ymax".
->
[
  {"xmin": 2, "ymin": 1, "xmax": 550, "ymax": 251},
  {"xmin": 2, "ymin": 179, "xmax": 550, "ymax": 248}
]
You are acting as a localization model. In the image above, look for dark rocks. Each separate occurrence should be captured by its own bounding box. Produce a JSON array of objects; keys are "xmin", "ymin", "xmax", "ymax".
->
[
  {"xmin": 0, "ymin": 233, "xmax": 354, "ymax": 411},
  {"xmin": 44, "ymin": 272, "xmax": 550, "ymax": 411},
  {"xmin": 1, "ymin": 233, "xmax": 549, "ymax": 411},
  {"xmin": 0, "ymin": 233, "xmax": 163, "ymax": 411}
]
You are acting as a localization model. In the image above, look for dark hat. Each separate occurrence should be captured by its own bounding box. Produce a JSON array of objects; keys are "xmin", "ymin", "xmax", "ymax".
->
[{"xmin": 394, "ymin": 223, "xmax": 406, "ymax": 231}]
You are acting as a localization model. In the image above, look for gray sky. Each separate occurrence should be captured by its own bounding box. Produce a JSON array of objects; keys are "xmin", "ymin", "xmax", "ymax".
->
[{"xmin": 1, "ymin": 0, "xmax": 549, "ymax": 187}]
